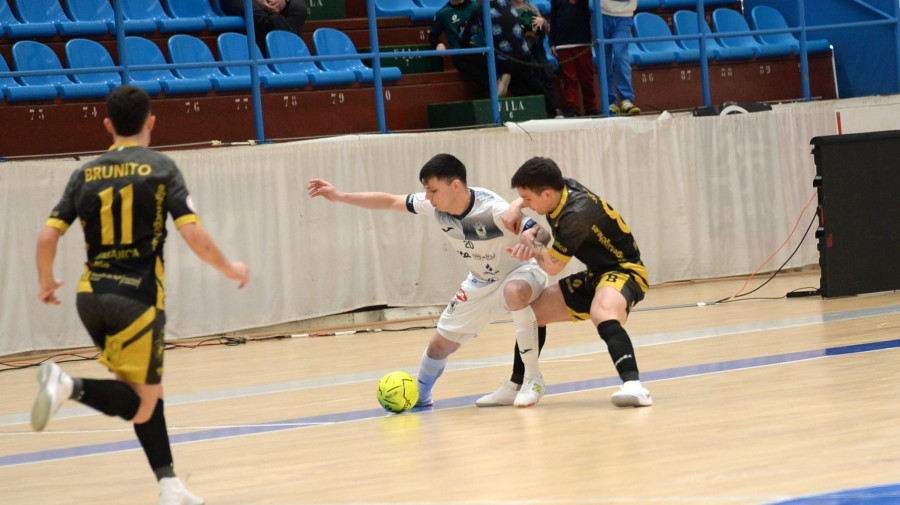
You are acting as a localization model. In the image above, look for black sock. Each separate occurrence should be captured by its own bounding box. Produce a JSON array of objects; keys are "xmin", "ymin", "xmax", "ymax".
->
[
  {"xmin": 134, "ymin": 399, "xmax": 176, "ymax": 481},
  {"xmin": 597, "ymin": 320, "xmax": 640, "ymax": 382},
  {"xmin": 510, "ymin": 326, "xmax": 547, "ymax": 385},
  {"xmin": 76, "ymin": 379, "xmax": 141, "ymax": 421}
]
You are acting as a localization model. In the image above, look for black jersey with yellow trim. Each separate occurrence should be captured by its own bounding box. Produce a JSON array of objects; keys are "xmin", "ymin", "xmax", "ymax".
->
[
  {"xmin": 46, "ymin": 143, "xmax": 197, "ymax": 308},
  {"xmin": 546, "ymin": 178, "xmax": 648, "ymax": 290}
]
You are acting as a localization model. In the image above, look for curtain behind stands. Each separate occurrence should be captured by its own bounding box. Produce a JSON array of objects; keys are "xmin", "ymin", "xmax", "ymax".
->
[{"xmin": 1, "ymin": 97, "xmax": 843, "ymax": 356}]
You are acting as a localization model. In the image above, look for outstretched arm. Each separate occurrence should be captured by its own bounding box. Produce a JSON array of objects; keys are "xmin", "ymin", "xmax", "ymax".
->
[
  {"xmin": 307, "ymin": 178, "xmax": 407, "ymax": 212},
  {"xmin": 178, "ymin": 223, "xmax": 249, "ymax": 288},
  {"xmin": 36, "ymin": 225, "xmax": 65, "ymax": 305}
]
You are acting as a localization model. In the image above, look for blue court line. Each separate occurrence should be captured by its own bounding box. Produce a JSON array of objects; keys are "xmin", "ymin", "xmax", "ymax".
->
[
  {"xmin": 3, "ymin": 337, "xmax": 900, "ymax": 469},
  {"xmin": 767, "ymin": 483, "xmax": 900, "ymax": 505}
]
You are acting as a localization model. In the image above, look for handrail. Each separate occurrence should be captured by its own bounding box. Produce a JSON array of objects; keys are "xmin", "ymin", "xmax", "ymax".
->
[{"xmin": 0, "ymin": 0, "xmax": 898, "ymax": 134}]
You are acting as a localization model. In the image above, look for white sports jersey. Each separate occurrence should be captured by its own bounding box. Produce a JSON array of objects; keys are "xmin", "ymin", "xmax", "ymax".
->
[{"xmin": 406, "ymin": 187, "xmax": 525, "ymax": 282}]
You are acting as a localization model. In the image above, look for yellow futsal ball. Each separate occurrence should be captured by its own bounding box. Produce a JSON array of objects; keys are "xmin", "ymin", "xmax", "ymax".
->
[{"xmin": 376, "ymin": 371, "xmax": 419, "ymax": 413}]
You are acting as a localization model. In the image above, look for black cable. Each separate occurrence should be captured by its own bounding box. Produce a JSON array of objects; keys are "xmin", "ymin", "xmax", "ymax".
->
[{"xmin": 713, "ymin": 211, "xmax": 819, "ymax": 305}]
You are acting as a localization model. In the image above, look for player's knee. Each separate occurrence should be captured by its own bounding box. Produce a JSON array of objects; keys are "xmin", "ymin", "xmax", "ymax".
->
[
  {"xmin": 503, "ymin": 281, "xmax": 533, "ymax": 311},
  {"xmin": 427, "ymin": 333, "xmax": 459, "ymax": 358}
]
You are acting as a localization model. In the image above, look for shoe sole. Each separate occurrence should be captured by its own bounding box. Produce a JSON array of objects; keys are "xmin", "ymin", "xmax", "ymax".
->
[
  {"xmin": 610, "ymin": 394, "xmax": 653, "ymax": 407},
  {"xmin": 475, "ymin": 401, "xmax": 514, "ymax": 407},
  {"xmin": 31, "ymin": 363, "xmax": 58, "ymax": 431}
]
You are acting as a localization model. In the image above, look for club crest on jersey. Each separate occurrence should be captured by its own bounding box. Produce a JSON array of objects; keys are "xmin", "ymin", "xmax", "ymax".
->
[{"xmin": 474, "ymin": 221, "xmax": 487, "ymax": 238}]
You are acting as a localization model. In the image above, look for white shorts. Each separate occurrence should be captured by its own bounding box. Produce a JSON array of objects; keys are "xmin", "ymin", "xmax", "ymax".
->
[{"xmin": 437, "ymin": 261, "xmax": 548, "ymax": 344}]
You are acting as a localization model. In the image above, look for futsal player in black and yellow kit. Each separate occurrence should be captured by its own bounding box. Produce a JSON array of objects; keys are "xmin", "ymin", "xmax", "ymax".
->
[
  {"xmin": 33, "ymin": 85, "xmax": 249, "ymax": 505},
  {"xmin": 498, "ymin": 156, "xmax": 653, "ymax": 407}
]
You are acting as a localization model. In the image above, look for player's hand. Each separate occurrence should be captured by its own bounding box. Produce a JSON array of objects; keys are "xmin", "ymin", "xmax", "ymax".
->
[
  {"xmin": 226, "ymin": 262, "xmax": 249, "ymax": 289},
  {"xmin": 307, "ymin": 179, "xmax": 342, "ymax": 202},
  {"xmin": 501, "ymin": 204, "xmax": 524, "ymax": 234},
  {"xmin": 38, "ymin": 279, "xmax": 64, "ymax": 305},
  {"xmin": 506, "ymin": 243, "xmax": 535, "ymax": 261}
]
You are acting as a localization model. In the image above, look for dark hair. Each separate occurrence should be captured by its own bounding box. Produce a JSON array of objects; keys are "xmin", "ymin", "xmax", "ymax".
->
[
  {"xmin": 419, "ymin": 153, "xmax": 467, "ymax": 186},
  {"xmin": 106, "ymin": 85, "xmax": 151, "ymax": 137},
  {"xmin": 510, "ymin": 156, "xmax": 565, "ymax": 192}
]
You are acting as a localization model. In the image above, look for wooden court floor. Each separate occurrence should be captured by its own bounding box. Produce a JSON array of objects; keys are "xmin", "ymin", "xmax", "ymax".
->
[{"xmin": 2, "ymin": 270, "xmax": 900, "ymax": 505}]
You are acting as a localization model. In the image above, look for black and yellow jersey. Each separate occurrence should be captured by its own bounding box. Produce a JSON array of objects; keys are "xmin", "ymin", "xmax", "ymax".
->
[
  {"xmin": 547, "ymin": 178, "xmax": 649, "ymax": 290},
  {"xmin": 46, "ymin": 143, "xmax": 198, "ymax": 309}
]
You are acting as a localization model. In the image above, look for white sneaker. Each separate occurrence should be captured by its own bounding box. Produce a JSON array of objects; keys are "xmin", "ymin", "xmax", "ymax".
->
[
  {"xmin": 514, "ymin": 376, "xmax": 545, "ymax": 408},
  {"xmin": 31, "ymin": 361, "xmax": 73, "ymax": 431},
  {"xmin": 158, "ymin": 477, "xmax": 204, "ymax": 505},
  {"xmin": 610, "ymin": 380, "xmax": 653, "ymax": 407},
  {"xmin": 475, "ymin": 381, "xmax": 520, "ymax": 407}
]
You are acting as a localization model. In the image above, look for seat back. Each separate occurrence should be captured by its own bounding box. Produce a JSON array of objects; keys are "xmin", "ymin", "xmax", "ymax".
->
[
  {"xmin": 166, "ymin": 0, "xmax": 215, "ymax": 19},
  {"xmin": 66, "ymin": 0, "xmax": 115, "ymax": 23},
  {"xmin": 65, "ymin": 38, "xmax": 119, "ymax": 84},
  {"xmin": 414, "ymin": 0, "xmax": 445, "ymax": 8},
  {"xmin": 636, "ymin": 0, "xmax": 660, "ymax": 10},
  {"xmin": 265, "ymin": 30, "xmax": 320, "ymax": 74},
  {"xmin": 750, "ymin": 5, "xmax": 797, "ymax": 45},
  {"xmin": 217, "ymin": 32, "xmax": 273, "ymax": 76},
  {"xmin": 633, "ymin": 12, "xmax": 680, "ymax": 52},
  {"xmin": 0, "ymin": 52, "xmax": 18, "ymax": 89},
  {"xmin": 168, "ymin": 34, "xmax": 223, "ymax": 79},
  {"xmin": 712, "ymin": 8, "xmax": 758, "ymax": 47},
  {"xmin": 12, "ymin": 0, "xmax": 70, "ymax": 24},
  {"xmin": 124, "ymin": 36, "xmax": 174, "ymax": 80},
  {"xmin": 312, "ymin": 28, "xmax": 364, "ymax": 73},
  {"xmin": 121, "ymin": 0, "xmax": 167, "ymax": 20},
  {"xmin": 12, "ymin": 40, "xmax": 70, "ymax": 86},
  {"xmin": 208, "ymin": 0, "xmax": 228, "ymax": 16},
  {"xmin": 673, "ymin": 10, "xmax": 723, "ymax": 50}
]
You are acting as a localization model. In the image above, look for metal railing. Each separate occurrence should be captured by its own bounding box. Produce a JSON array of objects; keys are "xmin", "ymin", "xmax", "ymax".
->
[{"xmin": 1, "ymin": 0, "xmax": 899, "ymax": 142}]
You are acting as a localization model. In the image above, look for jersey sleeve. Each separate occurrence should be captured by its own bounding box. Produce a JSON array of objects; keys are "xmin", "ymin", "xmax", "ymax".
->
[
  {"xmin": 46, "ymin": 169, "xmax": 82, "ymax": 233},
  {"xmin": 550, "ymin": 212, "xmax": 589, "ymax": 262},
  {"xmin": 166, "ymin": 164, "xmax": 199, "ymax": 228},
  {"xmin": 405, "ymin": 192, "xmax": 434, "ymax": 215}
]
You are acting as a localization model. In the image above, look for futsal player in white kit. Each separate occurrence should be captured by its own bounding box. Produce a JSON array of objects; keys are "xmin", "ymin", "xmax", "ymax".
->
[{"xmin": 307, "ymin": 153, "xmax": 548, "ymax": 407}]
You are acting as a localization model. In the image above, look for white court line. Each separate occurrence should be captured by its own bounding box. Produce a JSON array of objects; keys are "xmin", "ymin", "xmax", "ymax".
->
[{"xmin": 2, "ymin": 304, "xmax": 898, "ymax": 428}]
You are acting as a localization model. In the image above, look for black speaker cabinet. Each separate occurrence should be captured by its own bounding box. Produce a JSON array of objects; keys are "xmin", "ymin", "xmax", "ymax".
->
[{"xmin": 812, "ymin": 130, "xmax": 900, "ymax": 298}]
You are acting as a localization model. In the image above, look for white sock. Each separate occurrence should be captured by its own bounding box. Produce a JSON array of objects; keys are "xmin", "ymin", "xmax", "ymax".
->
[
  {"xmin": 416, "ymin": 350, "xmax": 447, "ymax": 403},
  {"xmin": 511, "ymin": 305, "xmax": 541, "ymax": 379}
]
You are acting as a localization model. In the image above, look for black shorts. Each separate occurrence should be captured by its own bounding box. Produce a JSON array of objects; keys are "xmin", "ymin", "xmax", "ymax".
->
[
  {"xmin": 76, "ymin": 293, "xmax": 166, "ymax": 385},
  {"xmin": 558, "ymin": 269, "xmax": 646, "ymax": 321}
]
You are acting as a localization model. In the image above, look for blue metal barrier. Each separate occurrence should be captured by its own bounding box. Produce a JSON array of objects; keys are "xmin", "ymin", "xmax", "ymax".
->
[{"xmin": 1, "ymin": 0, "xmax": 899, "ymax": 136}]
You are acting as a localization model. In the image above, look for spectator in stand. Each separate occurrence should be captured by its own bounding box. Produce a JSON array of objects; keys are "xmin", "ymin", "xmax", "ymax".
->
[
  {"xmin": 460, "ymin": 0, "xmax": 550, "ymax": 106},
  {"xmin": 602, "ymin": 0, "xmax": 640, "ymax": 115},
  {"xmin": 549, "ymin": 0, "xmax": 599, "ymax": 117},
  {"xmin": 221, "ymin": 0, "xmax": 309, "ymax": 54},
  {"xmin": 429, "ymin": 0, "xmax": 507, "ymax": 94},
  {"xmin": 512, "ymin": 0, "xmax": 563, "ymax": 118}
]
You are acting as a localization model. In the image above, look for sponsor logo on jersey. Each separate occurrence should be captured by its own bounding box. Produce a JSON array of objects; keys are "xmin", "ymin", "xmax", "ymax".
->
[{"xmin": 475, "ymin": 221, "xmax": 487, "ymax": 238}]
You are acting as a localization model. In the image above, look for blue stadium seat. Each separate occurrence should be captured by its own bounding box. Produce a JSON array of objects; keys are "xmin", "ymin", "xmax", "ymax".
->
[
  {"xmin": 374, "ymin": 0, "xmax": 435, "ymax": 21},
  {"xmin": 543, "ymin": 35, "xmax": 558, "ymax": 71},
  {"xmin": 1, "ymin": 0, "xmax": 57, "ymax": 38},
  {"xmin": 712, "ymin": 8, "xmax": 794, "ymax": 58},
  {"xmin": 634, "ymin": 12, "xmax": 699, "ymax": 63},
  {"xmin": 124, "ymin": 36, "xmax": 212, "ymax": 95},
  {"xmin": 167, "ymin": 34, "xmax": 250, "ymax": 91},
  {"xmin": 217, "ymin": 32, "xmax": 310, "ymax": 89},
  {"xmin": 636, "ymin": 0, "xmax": 660, "ymax": 10},
  {"xmin": 121, "ymin": 0, "xmax": 207, "ymax": 33},
  {"xmin": 672, "ymin": 10, "xmax": 754, "ymax": 61},
  {"xmin": 663, "ymin": 0, "xmax": 735, "ymax": 6},
  {"xmin": 66, "ymin": 0, "xmax": 157, "ymax": 34},
  {"xmin": 64, "ymin": 39, "xmax": 120, "ymax": 91},
  {"xmin": 13, "ymin": 0, "xmax": 108, "ymax": 36},
  {"xmin": 265, "ymin": 30, "xmax": 356, "ymax": 87},
  {"xmin": 0, "ymin": 52, "xmax": 58, "ymax": 102},
  {"xmin": 165, "ymin": 0, "xmax": 245, "ymax": 31},
  {"xmin": 312, "ymin": 28, "xmax": 403, "ymax": 83},
  {"xmin": 12, "ymin": 41, "xmax": 111, "ymax": 99},
  {"xmin": 749, "ymin": 5, "xmax": 831, "ymax": 54}
]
